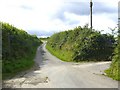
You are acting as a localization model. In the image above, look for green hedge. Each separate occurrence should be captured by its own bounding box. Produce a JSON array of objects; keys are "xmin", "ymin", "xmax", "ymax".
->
[
  {"xmin": 105, "ymin": 35, "xmax": 120, "ymax": 80},
  {"xmin": 47, "ymin": 26, "xmax": 115, "ymax": 62},
  {"xmin": 1, "ymin": 22, "xmax": 42, "ymax": 79}
]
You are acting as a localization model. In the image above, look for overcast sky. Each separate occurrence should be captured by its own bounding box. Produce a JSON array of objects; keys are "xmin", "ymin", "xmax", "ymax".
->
[{"xmin": 0, "ymin": 0, "xmax": 119, "ymax": 37}]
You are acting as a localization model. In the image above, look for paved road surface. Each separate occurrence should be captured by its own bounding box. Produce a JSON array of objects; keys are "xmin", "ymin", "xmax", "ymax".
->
[{"xmin": 3, "ymin": 42, "xmax": 118, "ymax": 88}]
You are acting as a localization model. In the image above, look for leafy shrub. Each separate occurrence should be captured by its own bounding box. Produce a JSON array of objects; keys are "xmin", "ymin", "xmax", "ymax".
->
[
  {"xmin": 105, "ymin": 35, "xmax": 120, "ymax": 80},
  {"xmin": 1, "ymin": 22, "xmax": 41, "ymax": 79},
  {"xmin": 73, "ymin": 34, "xmax": 115, "ymax": 61},
  {"xmin": 47, "ymin": 26, "xmax": 115, "ymax": 62}
]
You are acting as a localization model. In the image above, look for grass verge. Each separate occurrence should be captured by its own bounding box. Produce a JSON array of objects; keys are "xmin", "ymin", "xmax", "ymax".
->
[
  {"xmin": 2, "ymin": 47, "xmax": 38, "ymax": 80},
  {"xmin": 46, "ymin": 44, "xmax": 73, "ymax": 62},
  {"xmin": 46, "ymin": 44, "xmax": 109, "ymax": 63},
  {"xmin": 104, "ymin": 61, "xmax": 120, "ymax": 81}
]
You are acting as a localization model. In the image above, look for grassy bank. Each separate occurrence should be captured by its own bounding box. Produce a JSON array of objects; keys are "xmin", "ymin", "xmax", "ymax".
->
[
  {"xmin": 46, "ymin": 26, "xmax": 115, "ymax": 62},
  {"xmin": 2, "ymin": 47, "xmax": 38, "ymax": 79},
  {"xmin": 105, "ymin": 36, "xmax": 120, "ymax": 81},
  {"xmin": 1, "ymin": 22, "xmax": 42, "ymax": 79},
  {"xmin": 0, "ymin": 62, "xmax": 1, "ymax": 80},
  {"xmin": 46, "ymin": 44, "xmax": 73, "ymax": 62},
  {"xmin": 105, "ymin": 62, "xmax": 119, "ymax": 80},
  {"xmin": 46, "ymin": 44, "xmax": 103, "ymax": 63}
]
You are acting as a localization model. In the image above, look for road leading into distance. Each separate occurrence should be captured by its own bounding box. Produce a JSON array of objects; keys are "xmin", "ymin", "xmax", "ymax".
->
[{"xmin": 3, "ymin": 42, "xmax": 118, "ymax": 88}]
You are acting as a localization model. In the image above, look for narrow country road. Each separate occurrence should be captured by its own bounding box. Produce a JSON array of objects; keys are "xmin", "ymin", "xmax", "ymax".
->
[{"xmin": 3, "ymin": 42, "xmax": 118, "ymax": 88}]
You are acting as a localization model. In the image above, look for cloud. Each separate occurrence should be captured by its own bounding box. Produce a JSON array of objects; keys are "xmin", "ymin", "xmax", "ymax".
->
[
  {"xmin": 27, "ymin": 30, "xmax": 54, "ymax": 37},
  {"xmin": 93, "ymin": 2, "xmax": 117, "ymax": 14},
  {"xmin": 20, "ymin": 5, "xmax": 33, "ymax": 10},
  {"xmin": 0, "ymin": 0, "xmax": 118, "ymax": 37},
  {"xmin": 92, "ymin": 14, "xmax": 117, "ymax": 33},
  {"xmin": 54, "ymin": 2, "xmax": 117, "ymax": 22}
]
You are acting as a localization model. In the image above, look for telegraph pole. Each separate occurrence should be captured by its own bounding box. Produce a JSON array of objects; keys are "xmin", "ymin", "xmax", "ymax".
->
[{"xmin": 90, "ymin": 0, "xmax": 93, "ymax": 30}]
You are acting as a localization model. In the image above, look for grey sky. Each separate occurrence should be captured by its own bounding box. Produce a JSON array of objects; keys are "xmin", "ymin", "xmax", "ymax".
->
[
  {"xmin": 54, "ymin": 2, "xmax": 117, "ymax": 24},
  {"xmin": 0, "ymin": 0, "xmax": 119, "ymax": 37}
]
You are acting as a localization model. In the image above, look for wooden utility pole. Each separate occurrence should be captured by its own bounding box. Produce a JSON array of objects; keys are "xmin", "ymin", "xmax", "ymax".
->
[{"xmin": 90, "ymin": 0, "xmax": 93, "ymax": 30}]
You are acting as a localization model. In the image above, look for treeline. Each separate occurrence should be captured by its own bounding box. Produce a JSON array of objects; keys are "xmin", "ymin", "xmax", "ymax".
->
[
  {"xmin": 1, "ymin": 22, "xmax": 42, "ymax": 79},
  {"xmin": 40, "ymin": 37, "xmax": 49, "ymax": 41},
  {"xmin": 46, "ymin": 26, "xmax": 116, "ymax": 62}
]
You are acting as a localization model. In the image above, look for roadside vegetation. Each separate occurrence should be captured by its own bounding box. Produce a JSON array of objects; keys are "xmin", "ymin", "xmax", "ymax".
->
[
  {"xmin": 105, "ymin": 30, "xmax": 120, "ymax": 80},
  {"xmin": 40, "ymin": 37, "xmax": 49, "ymax": 41},
  {"xmin": 47, "ymin": 25, "xmax": 120, "ymax": 81},
  {"xmin": 1, "ymin": 22, "xmax": 42, "ymax": 79},
  {"xmin": 46, "ymin": 25, "xmax": 115, "ymax": 62},
  {"xmin": 0, "ymin": 34, "xmax": 1, "ymax": 82}
]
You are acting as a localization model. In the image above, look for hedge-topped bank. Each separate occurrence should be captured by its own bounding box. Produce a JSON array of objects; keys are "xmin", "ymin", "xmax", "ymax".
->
[
  {"xmin": 1, "ymin": 22, "xmax": 42, "ymax": 79},
  {"xmin": 46, "ymin": 26, "xmax": 115, "ymax": 62},
  {"xmin": 105, "ymin": 35, "xmax": 120, "ymax": 81}
]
